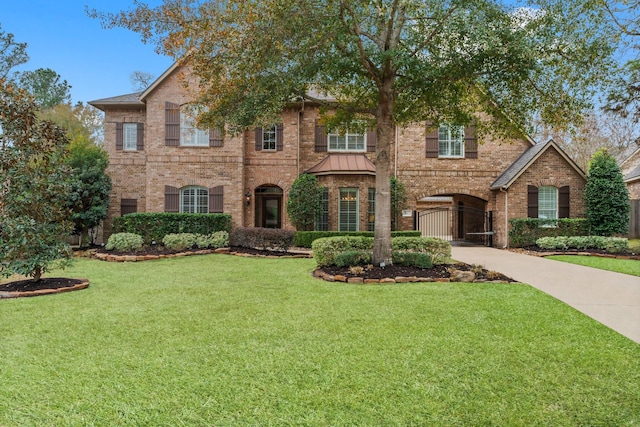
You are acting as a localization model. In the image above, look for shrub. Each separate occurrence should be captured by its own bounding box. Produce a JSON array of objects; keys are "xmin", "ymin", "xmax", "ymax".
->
[
  {"xmin": 287, "ymin": 174, "xmax": 323, "ymax": 231},
  {"xmin": 335, "ymin": 250, "xmax": 373, "ymax": 267},
  {"xmin": 112, "ymin": 213, "xmax": 232, "ymax": 244},
  {"xmin": 162, "ymin": 233, "xmax": 198, "ymax": 251},
  {"xmin": 105, "ymin": 233, "xmax": 144, "ymax": 252},
  {"xmin": 509, "ymin": 218, "xmax": 589, "ymax": 247},
  {"xmin": 391, "ymin": 236, "xmax": 450, "ymax": 265},
  {"xmin": 312, "ymin": 235, "xmax": 450, "ymax": 267},
  {"xmin": 230, "ymin": 227, "xmax": 295, "ymax": 251},
  {"xmin": 195, "ymin": 231, "xmax": 229, "ymax": 249},
  {"xmin": 392, "ymin": 252, "xmax": 432, "ymax": 268},
  {"xmin": 535, "ymin": 236, "xmax": 629, "ymax": 253},
  {"xmin": 293, "ymin": 230, "xmax": 421, "ymax": 248}
]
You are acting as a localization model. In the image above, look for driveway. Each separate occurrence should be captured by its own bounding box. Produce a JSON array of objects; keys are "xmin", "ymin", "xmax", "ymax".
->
[{"xmin": 451, "ymin": 246, "xmax": 640, "ymax": 344}]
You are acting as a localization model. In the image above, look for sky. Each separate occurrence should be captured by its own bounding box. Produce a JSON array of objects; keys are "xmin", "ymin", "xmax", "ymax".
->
[{"xmin": 1, "ymin": 0, "xmax": 174, "ymax": 105}]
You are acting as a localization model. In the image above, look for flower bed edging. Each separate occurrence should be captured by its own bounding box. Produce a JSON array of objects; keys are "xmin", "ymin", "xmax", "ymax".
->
[{"xmin": 0, "ymin": 279, "xmax": 90, "ymax": 299}]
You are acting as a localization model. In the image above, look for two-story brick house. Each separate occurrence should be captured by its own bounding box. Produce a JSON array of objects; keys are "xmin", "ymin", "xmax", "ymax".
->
[{"xmin": 90, "ymin": 62, "xmax": 587, "ymax": 247}]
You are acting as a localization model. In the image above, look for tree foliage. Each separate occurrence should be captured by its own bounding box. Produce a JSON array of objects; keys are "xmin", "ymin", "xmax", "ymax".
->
[
  {"xmin": 18, "ymin": 68, "xmax": 71, "ymax": 109},
  {"xmin": 584, "ymin": 148, "xmax": 630, "ymax": 236},
  {"xmin": 92, "ymin": 0, "xmax": 618, "ymax": 264},
  {"xmin": 390, "ymin": 177, "xmax": 408, "ymax": 231},
  {"xmin": 287, "ymin": 174, "xmax": 324, "ymax": 231},
  {"xmin": 0, "ymin": 23, "xmax": 28, "ymax": 80},
  {"xmin": 130, "ymin": 70, "xmax": 155, "ymax": 91},
  {"xmin": 0, "ymin": 81, "xmax": 73, "ymax": 281},
  {"xmin": 66, "ymin": 138, "xmax": 112, "ymax": 247}
]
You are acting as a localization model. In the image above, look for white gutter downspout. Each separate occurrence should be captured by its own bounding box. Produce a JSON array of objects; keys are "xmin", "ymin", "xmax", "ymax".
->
[{"xmin": 500, "ymin": 187, "xmax": 508, "ymax": 248}]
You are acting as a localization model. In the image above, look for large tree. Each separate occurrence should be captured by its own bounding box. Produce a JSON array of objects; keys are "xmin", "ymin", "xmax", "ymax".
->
[
  {"xmin": 18, "ymin": 67, "xmax": 71, "ymax": 109},
  {"xmin": 0, "ymin": 23, "xmax": 28, "ymax": 80},
  {"xmin": 0, "ymin": 81, "xmax": 73, "ymax": 281},
  {"xmin": 92, "ymin": 0, "xmax": 617, "ymax": 264}
]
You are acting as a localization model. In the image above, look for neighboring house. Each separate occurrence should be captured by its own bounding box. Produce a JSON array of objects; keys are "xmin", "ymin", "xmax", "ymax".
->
[
  {"xmin": 621, "ymin": 147, "xmax": 640, "ymax": 199},
  {"xmin": 89, "ymin": 63, "xmax": 587, "ymax": 247}
]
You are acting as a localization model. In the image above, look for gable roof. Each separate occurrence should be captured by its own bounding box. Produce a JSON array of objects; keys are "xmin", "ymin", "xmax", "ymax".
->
[
  {"xmin": 490, "ymin": 139, "xmax": 586, "ymax": 190},
  {"xmin": 305, "ymin": 154, "xmax": 376, "ymax": 176},
  {"xmin": 625, "ymin": 163, "xmax": 640, "ymax": 183}
]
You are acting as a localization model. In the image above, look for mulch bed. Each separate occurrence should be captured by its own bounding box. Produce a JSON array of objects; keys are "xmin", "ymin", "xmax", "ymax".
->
[{"xmin": 0, "ymin": 278, "xmax": 88, "ymax": 296}]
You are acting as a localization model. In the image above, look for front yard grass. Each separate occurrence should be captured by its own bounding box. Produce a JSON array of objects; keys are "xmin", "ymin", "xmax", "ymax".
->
[
  {"xmin": 546, "ymin": 254, "xmax": 640, "ymax": 276},
  {"xmin": 1, "ymin": 254, "xmax": 639, "ymax": 426}
]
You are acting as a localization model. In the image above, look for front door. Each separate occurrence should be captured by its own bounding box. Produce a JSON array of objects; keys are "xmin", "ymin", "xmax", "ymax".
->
[{"xmin": 262, "ymin": 197, "xmax": 281, "ymax": 228}]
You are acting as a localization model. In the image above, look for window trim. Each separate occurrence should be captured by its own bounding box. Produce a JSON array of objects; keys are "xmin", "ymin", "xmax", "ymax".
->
[
  {"xmin": 180, "ymin": 109, "xmax": 209, "ymax": 147},
  {"xmin": 180, "ymin": 186, "xmax": 209, "ymax": 213},
  {"xmin": 538, "ymin": 186, "xmax": 558, "ymax": 221},
  {"xmin": 338, "ymin": 188, "xmax": 359, "ymax": 231},
  {"xmin": 328, "ymin": 130, "xmax": 366, "ymax": 152},
  {"xmin": 262, "ymin": 125, "xmax": 277, "ymax": 151},
  {"xmin": 438, "ymin": 124, "xmax": 465, "ymax": 158},
  {"xmin": 123, "ymin": 123, "xmax": 138, "ymax": 151}
]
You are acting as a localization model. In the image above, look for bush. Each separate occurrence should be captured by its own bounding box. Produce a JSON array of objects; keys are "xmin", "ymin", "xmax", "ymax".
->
[
  {"xmin": 294, "ymin": 230, "xmax": 421, "ymax": 248},
  {"xmin": 509, "ymin": 218, "xmax": 589, "ymax": 247},
  {"xmin": 392, "ymin": 252, "xmax": 432, "ymax": 268},
  {"xmin": 112, "ymin": 213, "xmax": 232, "ymax": 244},
  {"xmin": 162, "ymin": 233, "xmax": 198, "ymax": 251},
  {"xmin": 105, "ymin": 233, "xmax": 144, "ymax": 252},
  {"xmin": 230, "ymin": 227, "xmax": 295, "ymax": 251},
  {"xmin": 391, "ymin": 236, "xmax": 450, "ymax": 265},
  {"xmin": 535, "ymin": 236, "xmax": 629, "ymax": 253},
  {"xmin": 195, "ymin": 231, "xmax": 229, "ymax": 249},
  {"xmin": 334, "ymin": 250, "xmax": 373, "ymax": 267},
  {"xmin": 312, "ymin": 235, "xmax": 450, "ymax": 267}
]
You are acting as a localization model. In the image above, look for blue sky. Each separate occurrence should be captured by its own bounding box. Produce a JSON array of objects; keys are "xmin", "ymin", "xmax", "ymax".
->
[{"xmin": 1, "ymin": 0, "xmax": 174, "ymax": 104}]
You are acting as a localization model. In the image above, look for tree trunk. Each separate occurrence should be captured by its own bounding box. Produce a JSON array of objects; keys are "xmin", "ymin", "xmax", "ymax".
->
[{"xmin": 373, "ymin": 80, "xmax": 395, "ymax": 266}]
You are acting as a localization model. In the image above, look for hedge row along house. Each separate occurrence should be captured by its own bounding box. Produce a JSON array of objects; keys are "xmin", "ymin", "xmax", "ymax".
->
[{"xmin": 90, "ymin": 63, "xmax": 587, "ymax": 248}]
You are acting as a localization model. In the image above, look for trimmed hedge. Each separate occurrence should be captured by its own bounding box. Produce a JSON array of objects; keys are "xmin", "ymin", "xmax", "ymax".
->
[
  {"xmin": 509, "ymin": 218, "xmax": 589, "ymax": 247},
  {"xmin": 162, "ymin": 231, "xmax": 230, "ymax": 251},
  {"xmin": 312, "ymin": 236, "xmax": 450, "ymax": 267},
  {"xmin": 293, "ymin": 230, "xmax": 421, "ymax": 248},
  {"xmin": 536, "ymin": 236, "xmax": 628, "ymax": 253},
  {"xmin": 112, "ymin": 213, "xmax": 232, "ymax": 244},
  {"xmin": 230, "ymin": 227, "xmax": 295, "ymax": 252}
]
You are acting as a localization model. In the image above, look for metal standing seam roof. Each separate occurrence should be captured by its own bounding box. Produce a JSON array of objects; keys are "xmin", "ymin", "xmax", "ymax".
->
[
  {"xmin": 305, "ymin": 154, "xmax": 376, "ymax": 175},
  {"xmin": 490, "ymin": 139, "xmax": 585, "ymax": 190}
]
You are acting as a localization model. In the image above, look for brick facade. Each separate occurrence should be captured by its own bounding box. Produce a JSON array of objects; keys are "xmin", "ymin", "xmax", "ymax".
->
[{"xmin": 92, "ymin": 65, "xmax": 587, "ymax": 247}]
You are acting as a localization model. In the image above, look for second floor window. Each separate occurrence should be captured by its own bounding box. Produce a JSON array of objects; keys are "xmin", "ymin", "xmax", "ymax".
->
[
  {"xmin": 123, "ymin": 123, "xmax": 138, "ymax": 151},
  {"xmin": 438, "ymin": 125, "xmax": 464, "ymax": 158},
  {"xmin": 262, "ymin": 125, "xmax": 277, "ymax": 150},
  {"xmin": 180, "ymin": 110, "xmax": 209, "ymax": 147},
  {"xmin": 328, "ymin": 130, "xmax": 366, "ymax": 152}
]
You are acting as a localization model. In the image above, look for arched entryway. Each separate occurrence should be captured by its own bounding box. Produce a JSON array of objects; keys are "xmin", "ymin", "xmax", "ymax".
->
[{"xmin": 254, "ymin": 185, "xmax": 283, "ymax": 228}]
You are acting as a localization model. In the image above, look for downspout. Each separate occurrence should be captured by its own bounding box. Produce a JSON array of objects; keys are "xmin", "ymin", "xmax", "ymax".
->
[
  {"xmin": 297, "ymin": 99, "xmax": 304, "ymax": 176},
  {"xmin": 394, "ymin": 125, "xmax": 398, "ymax": 178},
  {"xmin": 500, "ymin": 187, "xmax": 508, "ymax": 248}
]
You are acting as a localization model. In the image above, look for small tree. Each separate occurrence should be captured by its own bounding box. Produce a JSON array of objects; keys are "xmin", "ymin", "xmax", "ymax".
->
[
  {"xmin": 287, "ymin": 174, "xmax": 323, "ymax": 231},
  {"xmin": 0, "ymin": 81, "xmax": 73, "ymax": 281},
  {"xmin": 390, "ymin": 177, "xmax": 408, "ymax": 231},
  {"xmin": 584, "ymin": 148, "xmax": 630, "ymax": 236},
  {"xmin": 66, "ymin": 138, "xmax": 112, "ymax": 247}
]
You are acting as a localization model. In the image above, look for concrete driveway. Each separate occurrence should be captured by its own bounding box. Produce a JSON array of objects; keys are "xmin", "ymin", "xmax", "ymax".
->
[{"xmin": 451, "ymin": 246, "xmax": 640, "ymax": 344}]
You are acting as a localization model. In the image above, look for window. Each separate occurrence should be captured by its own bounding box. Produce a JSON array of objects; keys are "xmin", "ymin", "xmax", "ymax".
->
[
  {"xmin": 538, "ymin": 186, "xmax": 558, "ymax": 220},
  {"xmin": 315, "ymin": 187, "xmax": 329, "ymax": 231},
  {"xmin": 123, "ymin": 123, "xmax": 138, "ymax": 151},
  {"xmin": 181, "ymin": 186, "xmax": 209, "ymax": 213},
  {"xmin": 328, "ymin": 130, "xmax": 366, "ymax": 152},
  {"xmin": 339, "ymin": 188, "xmax": 359, "ymax": 231},
  {"xmin": 121, "ymin": 198, "xmax": 137, "ymax": 215},
  {"xmin": 262, "ymin": 125, "xmax": 277, "ymax": 150},
  {"xmin": 368, "ymin": 188, "xmax": 375, "ymax": 231},
  {"xmin": 438, "ymin": 125, "xmax": 464, "ymax": 158},
  {"xmin": 180, "ymin": 109, "xmax": 209, "ymax": 146}
]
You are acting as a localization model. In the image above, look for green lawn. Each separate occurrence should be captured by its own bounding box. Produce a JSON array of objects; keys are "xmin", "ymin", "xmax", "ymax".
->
[
  {"xmin": 546, "ymin": 255, "xmax": 640, "ymax": 276},
  {"xmin": 1, "ymin": 255, "xmax": 639, "ymax": 426}
]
